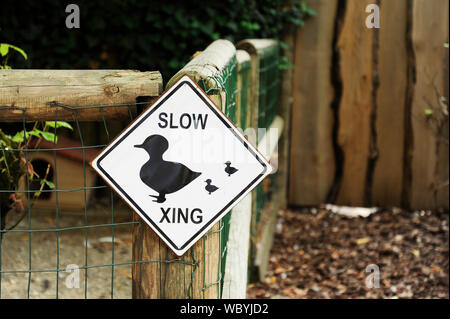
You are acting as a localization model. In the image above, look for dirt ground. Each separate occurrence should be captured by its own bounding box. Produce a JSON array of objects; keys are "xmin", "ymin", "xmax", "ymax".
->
[
  {"xmin": 247, "ymin": 207, "xmax": 449, "ymax": 299},
  {"xmin": 0, "ymin": 203, "xmax": 134, "ymax": 299},
  {"xmin": 2, "ymin": 204, "xmax": 448, "ymax": 299}
]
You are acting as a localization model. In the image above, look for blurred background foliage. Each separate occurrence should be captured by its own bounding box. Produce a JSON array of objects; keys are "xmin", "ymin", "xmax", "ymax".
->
[{"xmin": 0, "ymin": 0, "xmax": 314, "ymax": 80}]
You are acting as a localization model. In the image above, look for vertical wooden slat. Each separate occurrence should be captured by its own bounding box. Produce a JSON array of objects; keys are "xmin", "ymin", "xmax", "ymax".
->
[
  {"xmin": 222, "ymin": 50, "xmax": 252, "ymax": 299},
  {"xmin": 132, "ymin": 214, "xmax": 161, "ymax": 298},
  {"xmin": 159, "ymin": 246, "xmax": 185, "ymax": 298},
  {"xmin": 203, "ymin": 223, "xmax": 220, "ymax": 299},
  {"xmin": 185, "ymin": 237, "xmax": 205, "ymax": 299},
  {"xmin": 335, "ymin": 0, "xmax": 376, "ymax": 206},
  {"xmin": 409, "ymin": 0, "xmax": 449, "ymax": 209},
  {"xmin": 288, "ymin": 0, "xmax": 337, "ymax": 206},
  {"xmin": 372, "ymin": 0, "xmax": 408, "ymax": 207}
]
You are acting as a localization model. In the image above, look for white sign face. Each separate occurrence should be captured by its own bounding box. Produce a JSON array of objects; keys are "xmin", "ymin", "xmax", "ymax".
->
[{"xmin": 91, "ymin": 75, "xmax": 272, "ymax": 256}]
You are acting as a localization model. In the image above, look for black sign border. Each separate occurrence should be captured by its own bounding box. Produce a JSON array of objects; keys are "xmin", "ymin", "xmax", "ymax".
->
[{"xmin": 96, "ymin": 79, "xmax": 267, "ymax": 251}]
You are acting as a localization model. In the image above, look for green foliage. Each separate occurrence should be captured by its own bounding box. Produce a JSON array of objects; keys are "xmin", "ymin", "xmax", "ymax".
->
[
  {"xmin": 0, "ymin": 0, "xmax": 314, "ymax": 79},
  {"xmin": 0, "ymin": 43, "xmax": 27, "ymax": 69},
  {"xmin": 9, "ymin": 121, "xmax": 72, "ymax": 144},
  {"xmin": 0, "ymin": 121, "xmax": 73, "ymax": 218}
]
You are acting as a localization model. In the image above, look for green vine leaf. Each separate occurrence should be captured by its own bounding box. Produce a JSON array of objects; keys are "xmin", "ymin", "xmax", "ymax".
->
[
  {"xmin": 40, "ymin": 179, "xmax": 55, "ymax": 189},
  {"xmin": 45, "ymin": 121, "xmax": 73, "ymax": 130},
  {"xmin": 36, "ymin": 130, "xmax": 57, "ymax": 143},
  {"xmin": 0, "ymin": 43, "xmax": 28, "ymax": 59}
]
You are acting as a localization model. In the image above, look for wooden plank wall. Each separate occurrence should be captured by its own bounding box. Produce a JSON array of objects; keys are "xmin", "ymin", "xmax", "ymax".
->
[
  {"xmin": 409, "ymin": 0, "xmax": 449, "ymax": 209},
  {"xmin": 289, "ymin": 0, "xmax": 449, "ymax": 210},
  {"xmin": 289, "ymin": 0, "xmax": 337, "ymax": 206}
]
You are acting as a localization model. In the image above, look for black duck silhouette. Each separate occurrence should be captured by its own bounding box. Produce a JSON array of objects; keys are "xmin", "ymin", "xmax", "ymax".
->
[
  {"xmin": 204, "ymin": 179, "xmax": 219, "ymax": 195},
  {"xmin": 224, "ymin": 161, "xmax": 238, "ymax": 176},
  {"xmin": 134, "ymin": 135, "xmax": 201, "ymax": 203}
]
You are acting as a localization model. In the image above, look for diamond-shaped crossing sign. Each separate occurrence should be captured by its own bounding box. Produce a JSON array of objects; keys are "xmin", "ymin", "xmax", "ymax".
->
[{"xmin": 91, "ymin": 75, "xmax": 272, "ymax": 256}]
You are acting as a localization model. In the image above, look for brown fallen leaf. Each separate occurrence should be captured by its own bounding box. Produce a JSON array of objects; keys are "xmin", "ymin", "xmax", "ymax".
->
[
  {"xmin": 274, "ymin": 267, "xmax": 286, "ymax": 275},
  {"xmin": 356, "ymin": 237, "xmax": 371, "ymax": 245},
  {"xmin": 411, "ymin": 249, "xmax": 420, "ymax": 257},
  {"xmin": 431, "ymin": 264, "xmax": 443, "ymax": 274}
]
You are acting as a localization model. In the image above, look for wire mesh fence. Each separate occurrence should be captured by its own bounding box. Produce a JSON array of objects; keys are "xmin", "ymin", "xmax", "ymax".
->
[
  {"xmin": 0, "ymin": 38, "xmax": 282, "ymax": 298},
  {"xmin": 255, "ymin": 43, "xmax": 280, "ymax": 221},
  {"xmin": 0, "ymin": 103, "xmax": 142, "ymax": 298},
  {"xmin": 238, "ymin": 41, "xmax": 281, "ymax": 280},
  {"xmin": 197, "ymin": 55, "xmax": 238, "ymax": 296}
]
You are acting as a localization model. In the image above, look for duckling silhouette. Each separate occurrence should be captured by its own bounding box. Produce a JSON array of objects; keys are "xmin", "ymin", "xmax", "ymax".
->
[
  {"xmin": 134, "ymin": 135, "xmax": 201, "ymax": 203},
  {"xmin": 224, "ymin": 161, "xmax": 238, "ymax": 176},
  {"xmin": 204, "ymin": 179, "xmax": 219, "ymax": 195}
]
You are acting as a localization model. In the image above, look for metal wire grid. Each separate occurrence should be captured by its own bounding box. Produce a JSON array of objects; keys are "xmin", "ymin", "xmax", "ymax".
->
[
  {"xmin": 197, "ymin": 54, "xmax": 238, "ymax": 298},
  {"xmin": 247, "ymin": 43, "xmax": 281, "ymax": 279},
  {"xmin": 0, "ymin": 41, "xmax": 279, "ymax": 298},
  {"xmin": 255, "ymin": 43, "xmax": 280, "ymax": 224},
  {"xmin": 0, "ymin": 103, "xmax": 140, "ymax": 299},
  {"xmin": 238, "ymin": 58, "xmax": 252, "ymax": 131},
  {"xmin": 0, "ymin": 57, "xmax": 239, "ymax": 299}
]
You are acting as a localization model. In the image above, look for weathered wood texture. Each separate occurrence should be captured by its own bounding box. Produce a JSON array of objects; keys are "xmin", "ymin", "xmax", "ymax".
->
[
  {"xmin": 235, "ymin": 50, "xmax": 251, "ymax": 130},
  {"xmin": 222, "ymin": 50, "xmax": 252, "ymax": 299},
  {"xmin": 166, "ymin": 39, "xmax": 236, "ymax": 90},
  {"xmin": 236, "ymin": 39, "xmax": 284, "ymax": 283},
  {"xmin": 277, "ymin": 31, "xmax": 295, "ymax": 210},
  {"xmin": 409, "ymin": 0, "xmax": 449, "ymax": 209},
  {"xmin": 254, "ymin": 116, "xmax": 284, "ymax": 281},
  {"xmin": 289, "ymin": 0, "xmax": 337, "ymax": 206},
  {"xmin": 237, "ymin": 39, "xmax": 278, "ymax": 137},
  {"xmin": 132, "ymin": 40, "xmax": 236, "ymax": 299},
  {"xmin": 335, "ymin": 0, "xmax": 376, "ymax": 206},
  {"xmin": 221, "ymin": 193, "xmax": 252, "ymax": 299},
  {"xmin": 0, "ymin": 70, "xmax": 162, "ymax": 121},
  {"xmin": 288, "ymin": 0, "xmax": 449, "ymax": 210},
  {"xmin": 132, "ymin": 214, "xmax": 162, "ymax": 298},
  {"xmin": 372, "ymin": 0, "xmax": 408, "ymax": 207}
]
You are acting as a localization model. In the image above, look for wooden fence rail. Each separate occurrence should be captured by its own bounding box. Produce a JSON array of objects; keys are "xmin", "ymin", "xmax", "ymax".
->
[{"xmin": 0, "ymin": 70, "xmax": 162, "ymax": 121}]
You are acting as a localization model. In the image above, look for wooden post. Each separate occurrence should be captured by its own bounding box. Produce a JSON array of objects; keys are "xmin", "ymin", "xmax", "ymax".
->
[
  {"xmin": 253, "ymin": 116, "xmax": 283, "ymax": 281},
  {"xmin": 237, "ymin": 39, "xmax": 285, "ymax": 281},
  {"xmin": 276, "ymin": 30, "xmax": 295, "ymax": 210},
  {"xmin": 0, "ymin": 70, "xmax": 162, "ymax": 121},
  {"xmin": 222, "ymin": 50, "xmax": 252, "ymax": 299},
  {"xmin": 132, "ymin": 40, "xmax": 236, "ymax": 299},
  {"xmin": 237, "ymin": 39, "xmax": 278, "ymax": 135},
  {"xmin": 234, "ymin": 50, "xmax": 251, "ymax": 131}
]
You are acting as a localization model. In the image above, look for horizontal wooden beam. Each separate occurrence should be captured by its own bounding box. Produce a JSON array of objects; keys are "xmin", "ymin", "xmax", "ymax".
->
[{"xmin": 0, "ymin": 70, "xmax": 162, "ymax": 122}]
